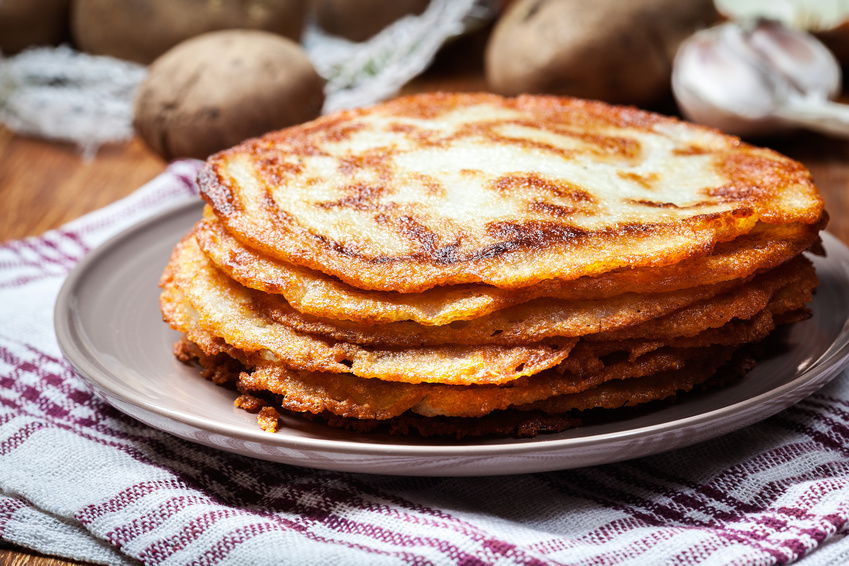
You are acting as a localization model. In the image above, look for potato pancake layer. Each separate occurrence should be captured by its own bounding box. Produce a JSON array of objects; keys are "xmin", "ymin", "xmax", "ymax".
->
[{"xmin": 199, "ymin": 93, "xmax": 823, "ymax": 292}]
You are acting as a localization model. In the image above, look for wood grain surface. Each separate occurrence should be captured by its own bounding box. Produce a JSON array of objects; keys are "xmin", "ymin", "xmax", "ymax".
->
[{"xmin": 2, "ymin": 42, "xmax": 849, "ymax": 566}]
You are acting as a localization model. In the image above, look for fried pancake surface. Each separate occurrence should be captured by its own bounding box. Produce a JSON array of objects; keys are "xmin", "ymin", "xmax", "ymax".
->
[
  {"xmin": 162, "ymin": 233, "xmax": 576, "ymax": 385},
  {"xmin": 254, "ymin": 255, "xmax": 815, "ymax": 347},
  {"xmin": 187, "ymin": 335, "xmax": 736, "ymax": 421},
  {"xmin": 166, "ymin": 266, "xmax": 811, "ymax": 421},
  {"xmin": 168, "ymin": 230, "xmax": 777, "ymax": 371},
  {"xmin": 176, "ymin": 324, "xmax": 732, "ymax": 421},
  {"xmin": 199, "ymin": 92, "xmax": 824, "ymax": 292},
  {"xmin": 197, "ymin": 211, "xmax": 822, "ymax": 325}
]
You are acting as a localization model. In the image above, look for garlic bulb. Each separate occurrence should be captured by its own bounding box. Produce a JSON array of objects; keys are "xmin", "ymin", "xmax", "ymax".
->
[
  {"xmin": 714, "ymin": 0, "xmax": 849, "ymax": 33},
  {"xmin": 672, "ymin": 19, "xmax": 849, "ymax": 138}
]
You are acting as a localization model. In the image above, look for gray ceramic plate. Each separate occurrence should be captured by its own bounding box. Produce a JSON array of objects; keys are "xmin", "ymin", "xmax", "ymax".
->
[{"xmin": 55, "ymin": 200, "xmax": 849, "ymax": 476}]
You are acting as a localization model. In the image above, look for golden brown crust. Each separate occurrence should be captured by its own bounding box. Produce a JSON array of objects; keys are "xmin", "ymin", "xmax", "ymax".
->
[
  {"xmin": 164, "ymin": 233, "xmax": 578, "ymax": 385},
  {"xmin": 252, "ymin": 255, "xmax": 815, "ymax": 348},
  {"xmin": 195, "ymin": 211, "xmax": 823, "ymax": 326},
  {"xmin": 199, "ymin": 92, "xmax": 824, "ymax": 292},
  {"xmin": 169, "ymin": 263, "xmax": 813, "ymax": 422}
]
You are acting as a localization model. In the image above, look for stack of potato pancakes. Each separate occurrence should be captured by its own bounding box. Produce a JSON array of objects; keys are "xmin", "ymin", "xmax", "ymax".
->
[{"xmin": 160, "ymin": 92, "xmax": 826, "ymax": 438}]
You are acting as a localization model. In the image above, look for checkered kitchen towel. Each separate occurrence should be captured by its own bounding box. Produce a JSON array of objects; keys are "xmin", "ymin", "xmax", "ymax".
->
[{"xmin": 3, "ymin": 159, "xmax": 849, "ymax": 565}]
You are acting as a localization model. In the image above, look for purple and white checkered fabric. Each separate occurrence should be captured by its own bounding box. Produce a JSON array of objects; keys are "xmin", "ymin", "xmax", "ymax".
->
[{"xmin": 2, "ymin": 160, "xmax": 849, "ymax": 565}]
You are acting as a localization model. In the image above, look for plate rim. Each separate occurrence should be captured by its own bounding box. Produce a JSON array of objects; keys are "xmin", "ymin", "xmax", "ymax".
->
[{"xmin": 54, "ymin": 200, "xmax": 849, "ymax": 464}]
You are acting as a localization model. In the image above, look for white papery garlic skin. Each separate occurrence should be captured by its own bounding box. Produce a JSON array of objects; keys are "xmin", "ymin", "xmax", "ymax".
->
[
  {"xmin": 672, "ymin": 19, "xmax": 842, "ymax": 137},
  {"xmin": 714, "ymin": 0, "xmax": 849, "ymax": 32}
]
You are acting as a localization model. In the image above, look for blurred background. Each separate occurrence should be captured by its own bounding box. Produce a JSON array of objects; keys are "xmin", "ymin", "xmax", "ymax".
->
[{"xmin": 5, "ymin": 0, "xmax": 849, "ymax": 160}]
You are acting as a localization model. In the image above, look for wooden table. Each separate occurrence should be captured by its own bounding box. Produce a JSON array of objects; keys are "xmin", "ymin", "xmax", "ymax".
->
[{"xmin": 2, "ymin": 62, "xmax": 849, "ymax": 564}]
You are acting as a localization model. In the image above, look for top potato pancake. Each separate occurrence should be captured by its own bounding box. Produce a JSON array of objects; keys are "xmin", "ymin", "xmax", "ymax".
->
[{"xmin": 199, "ymin": 92, "xmax": 824, "ymax": 292}]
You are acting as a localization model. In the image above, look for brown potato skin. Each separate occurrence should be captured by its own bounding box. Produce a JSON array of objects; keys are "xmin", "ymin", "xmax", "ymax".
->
[
  {"xmin": 0, "ymin": 0, "xmax": 71, "ymax": 55},
  {"xmin": 816, "ymin": 22, "xmax": 849, "ymax": 66},
  {"xmin": 72, "ymin": 0, "xmax": 306, "ymax": 64},
  {"xmin": 314, "ymin": 0, "xmax": 429, "ymax": 42},
  {"xmin": 484, "ymin": 0, "xmax": 721, "ymax": 106},
  {"xmin": 133, "ymin": 30, "xmax": 324, "ymax": 161}
]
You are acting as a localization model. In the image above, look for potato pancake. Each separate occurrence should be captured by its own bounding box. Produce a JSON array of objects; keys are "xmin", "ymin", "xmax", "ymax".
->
[
  {"xmin": 162, "ymin": 92, "xmax": 826, "ymax": 437},
  {"xmin": 199, "ymin": 92, "xmax": 823, "ymax": 292}
]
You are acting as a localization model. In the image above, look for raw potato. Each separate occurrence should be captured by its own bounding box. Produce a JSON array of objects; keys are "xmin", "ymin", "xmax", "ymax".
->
[
  {"xmin": 72, "ymin": 0, "xmax": 307, "ymax": 64},
  {"xmin": 485, "ymin": 0, "xmax": 721, "ymax": 106},
  {"xmin": 133, "ymin": 30, "xmax": 325, "ymax": 161},
  {"xmin": 0, "ymin": 0, "xmax": 70, "ymax": 55},
  {"xmin": 314, "ymin": 0, "xmax": 430, "ymax": 42}
]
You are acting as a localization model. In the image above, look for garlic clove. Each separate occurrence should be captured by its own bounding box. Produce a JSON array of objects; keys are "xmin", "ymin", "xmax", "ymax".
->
[
  {"xmin": 672, "ymin": 19, "xmax": 843, "ymax": 137},
  {"xmin": 714, "ymin": 0, "xmax": 849, "ymax": 34},
  {"xmin": 745, "ymin": 19, "xmax": 841, "ymax": 100},
  {"xmin": 672, "ymin": 22, "xmax": 784, "ymax": 136}
]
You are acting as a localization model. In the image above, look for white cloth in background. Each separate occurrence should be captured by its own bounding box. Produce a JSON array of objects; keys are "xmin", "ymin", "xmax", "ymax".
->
[{"xmin": 0, "ymin": 0, "xmax": 491, "ymax": 156}]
